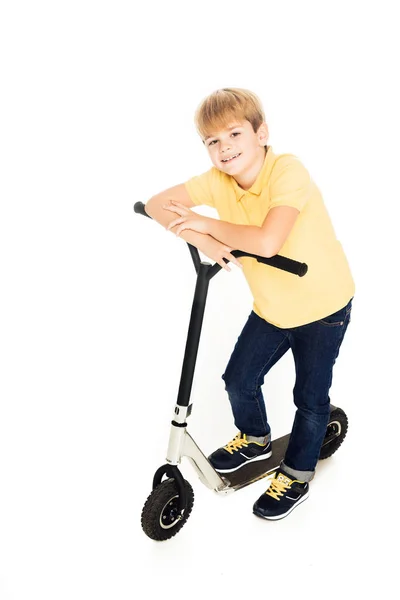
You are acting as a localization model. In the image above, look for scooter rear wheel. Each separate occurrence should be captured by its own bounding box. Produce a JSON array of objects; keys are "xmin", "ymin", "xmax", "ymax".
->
[
  {"xmin": 141, "ymin": 478, "xmax": 194, "ymax": 541},
  {"xmin": 319, "ymin": 407, "xmax": 348, "ymax": 460}
]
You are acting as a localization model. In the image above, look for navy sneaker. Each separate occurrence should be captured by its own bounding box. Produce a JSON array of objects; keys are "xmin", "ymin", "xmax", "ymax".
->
[
  {"xmin": 253, "ymin": 468, "xmax": 309, "ymax": 520},
  {"xmin": 208, "ymin": 433, "xmax": 272, "ymax": 473}
]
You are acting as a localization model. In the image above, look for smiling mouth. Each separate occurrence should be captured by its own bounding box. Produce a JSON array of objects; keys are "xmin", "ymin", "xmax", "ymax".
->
[{"xmin": 221, "ymin": 153, "xmax": 241, "ymax": 163}]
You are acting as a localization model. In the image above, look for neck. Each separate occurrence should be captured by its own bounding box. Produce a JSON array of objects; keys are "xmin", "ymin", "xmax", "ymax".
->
[{"xmin": 234, "ymin": 146, "xmax": 268, "ymax": 190}]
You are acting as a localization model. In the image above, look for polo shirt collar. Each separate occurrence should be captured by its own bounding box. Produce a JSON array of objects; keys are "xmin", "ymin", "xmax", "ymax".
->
[{"xmin": 232, "ymin": 145, "xmax": 275, "ymax": 201}]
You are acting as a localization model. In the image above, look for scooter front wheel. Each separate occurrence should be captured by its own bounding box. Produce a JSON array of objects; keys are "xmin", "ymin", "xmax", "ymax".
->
[
  {"xmin": 319, "ymin": 407, "xmax": 348, "ymax": 460},
  {"xmin": 141, "ymin": 478, "xmax": 194, "ymax": 541}
]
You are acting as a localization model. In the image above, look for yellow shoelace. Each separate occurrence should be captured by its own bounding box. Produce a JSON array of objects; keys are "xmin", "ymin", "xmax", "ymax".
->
[
  {"xmin": 223, "ymin": 433, "xmax": 249, "ymax": 455},
  {"xmin": 266, "ymin": 477, "xmax": 292, "ymax": 501}
]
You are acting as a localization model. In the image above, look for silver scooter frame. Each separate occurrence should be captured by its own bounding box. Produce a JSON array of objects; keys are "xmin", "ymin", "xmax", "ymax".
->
[{"xmin": 134, "ymin": 201, "xmax": 308, "ymax": 501}]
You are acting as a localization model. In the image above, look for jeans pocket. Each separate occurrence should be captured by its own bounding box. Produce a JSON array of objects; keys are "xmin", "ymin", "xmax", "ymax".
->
[{"xmin": 319, "ymin": 305, "xmax": 348, "ymax": 327}]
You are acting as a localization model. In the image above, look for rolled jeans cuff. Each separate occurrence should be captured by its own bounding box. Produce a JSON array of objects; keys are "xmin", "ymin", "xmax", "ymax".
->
[{"xmin": 281, "ymin": 461, "xmax": 315, "ymax": 483}]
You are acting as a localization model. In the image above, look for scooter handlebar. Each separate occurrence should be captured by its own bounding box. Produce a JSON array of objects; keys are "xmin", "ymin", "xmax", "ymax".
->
[{"xmin": 133, "ymin": 201, "xmax": 308, "ymax": 277}]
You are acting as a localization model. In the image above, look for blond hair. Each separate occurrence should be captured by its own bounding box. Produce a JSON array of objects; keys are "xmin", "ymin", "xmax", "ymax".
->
[{"xmin": 195, "ymin": 88, "xmax": 265, "ymax": 140}]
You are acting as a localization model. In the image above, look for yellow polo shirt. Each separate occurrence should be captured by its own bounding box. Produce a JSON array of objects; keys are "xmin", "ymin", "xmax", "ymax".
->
[{"xmin": 184, "ymin": 146, "xmax": 355, "ymax": 328}]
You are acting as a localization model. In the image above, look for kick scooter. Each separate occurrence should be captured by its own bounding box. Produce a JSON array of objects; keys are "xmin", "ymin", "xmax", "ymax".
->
[{"xmin": 134, "ymin": 202, "xmax": 348, "ymax": 541}]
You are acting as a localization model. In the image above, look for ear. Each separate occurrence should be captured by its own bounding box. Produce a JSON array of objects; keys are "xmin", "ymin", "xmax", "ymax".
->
[{"xmin": 257, "ymin": 122, "xmax": 269, "ymax": 146}]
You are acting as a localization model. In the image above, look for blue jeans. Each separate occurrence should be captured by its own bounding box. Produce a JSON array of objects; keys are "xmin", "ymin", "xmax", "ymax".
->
[{"xmin": 221, "ymin": 299, "xmax": 353, "ymax": 482}]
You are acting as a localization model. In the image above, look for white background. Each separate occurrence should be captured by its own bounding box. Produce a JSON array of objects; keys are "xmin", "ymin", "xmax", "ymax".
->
[{"xmin": 1, "ymin": 1, "xmax": 399, "ymax": 598}]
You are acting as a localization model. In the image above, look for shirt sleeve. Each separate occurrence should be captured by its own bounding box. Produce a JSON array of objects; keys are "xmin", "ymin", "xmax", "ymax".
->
[
  {"xmin": 269, "ymin": 155, "xmax": 312, "ymax": 211},
  {"xmin": 184, "ymin": 168, "xmax": 216, "ymax": 208}
]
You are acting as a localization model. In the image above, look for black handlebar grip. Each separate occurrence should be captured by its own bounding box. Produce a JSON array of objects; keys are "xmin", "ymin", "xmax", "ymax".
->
[
  {"xmin": 134, "ymin": 201, "xmax": 151, "ymax": 218},
  {"xmin": 257, "ymin": 254, "xmax": 308, "ymax": 277},
  {"xmin": 230, "ymin": 251, "xmax": 307, "ymax": 277}
]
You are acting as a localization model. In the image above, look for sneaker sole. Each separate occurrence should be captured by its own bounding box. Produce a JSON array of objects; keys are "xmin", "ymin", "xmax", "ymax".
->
[
  {"xmin": 213, "ymin": 449, "xmax": 273, "ymax": 474},
  {"xmin": 253, "ymin": 491, "xmax": 309, "ymax": 520}
]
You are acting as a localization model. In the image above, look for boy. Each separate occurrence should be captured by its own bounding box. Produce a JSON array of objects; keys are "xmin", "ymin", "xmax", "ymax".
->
[{"xmin": 145, "ymin": 88, "xmax": 355, "ymax": 520}]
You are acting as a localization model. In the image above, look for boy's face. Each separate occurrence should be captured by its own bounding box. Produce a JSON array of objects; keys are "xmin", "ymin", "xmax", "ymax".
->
[{"xmin": 204, "ymin": 119, "xmax": 269, "ymax": 177}]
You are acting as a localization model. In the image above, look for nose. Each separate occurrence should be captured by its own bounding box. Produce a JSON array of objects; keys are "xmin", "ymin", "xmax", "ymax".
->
[{"xmin": 220, "ymin": 140, "xmax": 232, "ymax": 153}]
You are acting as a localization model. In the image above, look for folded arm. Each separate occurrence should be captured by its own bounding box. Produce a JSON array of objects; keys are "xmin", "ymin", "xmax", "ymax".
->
[
  {"xmin": 207, "ymin": 220, "xmax": 269, "ymax": 256},
  {"xmin": 165, "ymin": 202, "xmax": 300, "ymax": 258}
]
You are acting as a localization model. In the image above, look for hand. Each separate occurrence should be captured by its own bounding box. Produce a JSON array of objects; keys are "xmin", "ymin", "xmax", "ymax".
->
[
  {"xmin": 163, "ymin": 200, "xmax": 212, "ymax": 236},
  {"xmin": 197, "ymin": 236, "xmax": 243, "ymax": 272}
]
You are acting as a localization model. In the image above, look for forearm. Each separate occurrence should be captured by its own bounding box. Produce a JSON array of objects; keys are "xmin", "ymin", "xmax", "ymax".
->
[
  {"xmin": 145, "ymin": 199, "xmax": 211, "ymax": 249},
  {"xmin": 208, "ymin": 219, "xmax": 270, "ymax": 257}
]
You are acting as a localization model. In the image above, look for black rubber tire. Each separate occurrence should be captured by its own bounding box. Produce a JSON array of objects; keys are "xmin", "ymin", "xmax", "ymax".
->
[
  {"xmin": 141, "ymin": 478, "xmax": 194, "ymax": 541},
  {"xmin": 319, "ymin": 407, "xmax": 348, "ymax": 460}
]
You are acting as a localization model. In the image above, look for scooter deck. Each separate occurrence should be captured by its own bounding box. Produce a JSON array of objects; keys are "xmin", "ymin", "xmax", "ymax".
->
[{"xmin": 222, "ymin": 433, "xmax": 291, "ymax": 491}]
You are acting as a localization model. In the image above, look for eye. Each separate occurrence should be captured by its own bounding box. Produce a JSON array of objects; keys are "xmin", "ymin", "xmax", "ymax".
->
[
  {"xmin": 231, "ymin": 132, "xmax": 241, "ymax": 137},
  {"xmin": 208, "ymin": 139, "xmax": 218, "ymax": 146}
]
